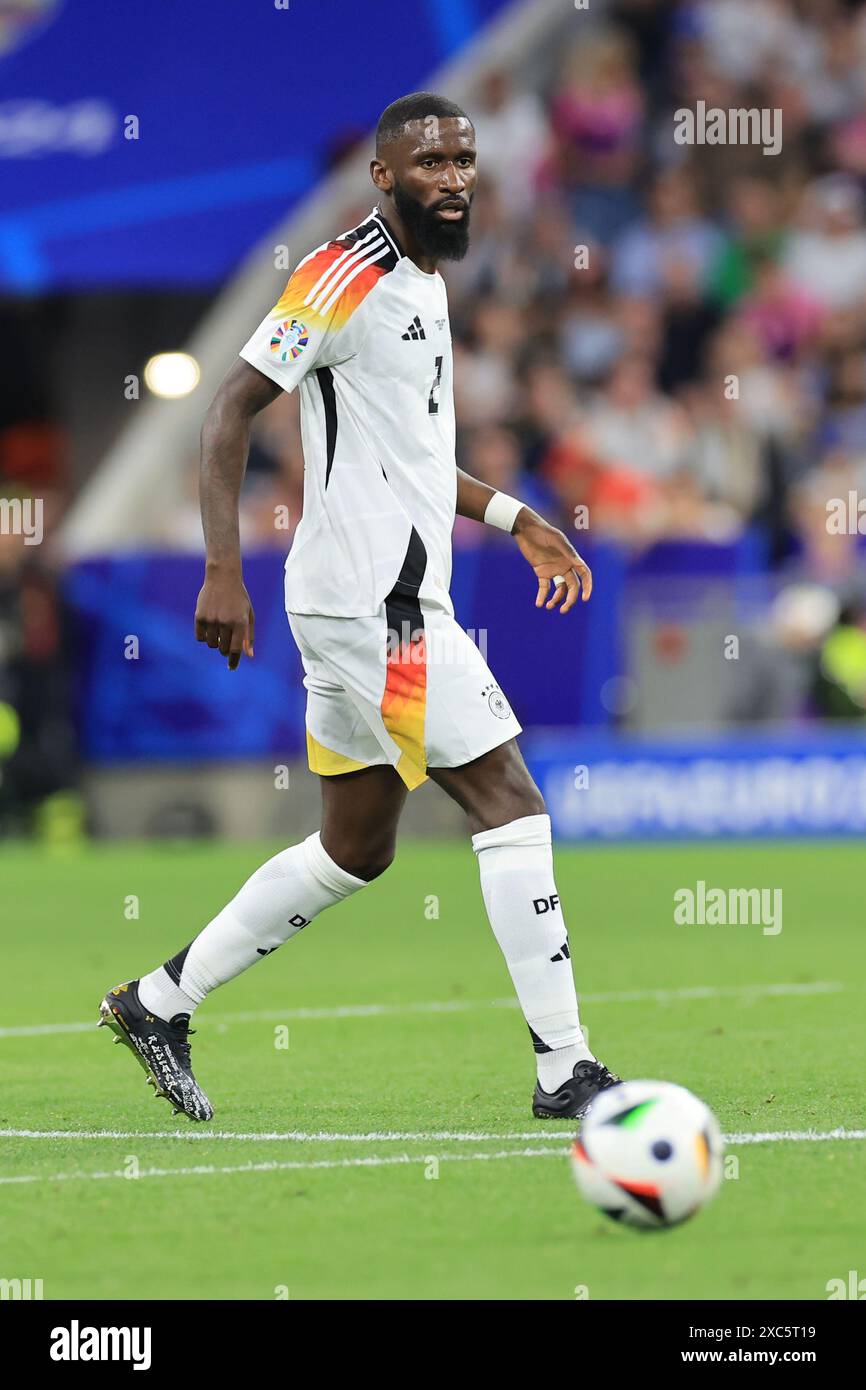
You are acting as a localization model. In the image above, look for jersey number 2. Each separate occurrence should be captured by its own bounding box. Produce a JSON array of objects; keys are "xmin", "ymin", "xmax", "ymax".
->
[{"xmin": 428, "ymin": 355, "xmax": 443, "ymax": 415}]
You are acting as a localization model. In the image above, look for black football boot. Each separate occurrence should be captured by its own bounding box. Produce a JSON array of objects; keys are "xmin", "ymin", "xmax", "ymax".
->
[
  {"xmin": 532, "ymin": 1059, "xmax": 622, "ymax": 1120},
  {"xmin": 98, "ymin": 979, "xmax": 213, "ymax": 1122}
]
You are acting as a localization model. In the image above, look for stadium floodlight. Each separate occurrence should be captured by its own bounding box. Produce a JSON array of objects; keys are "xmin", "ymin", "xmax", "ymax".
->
[{"xmin": 143, "ymin": 352, "xmax": 201, "ymax": 399}]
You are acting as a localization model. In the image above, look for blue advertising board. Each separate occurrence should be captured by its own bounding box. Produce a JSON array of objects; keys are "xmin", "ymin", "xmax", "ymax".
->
[
  {"xmin": 0, "ymin": 0, "xmax": 510, "ymax": 289},
  {"xmin": 525, "ymin": 729, "xmax": 866, "ymax": 840},
  {"xmin": 64, "ymin": 539, "xmax": 622, "ymax": 760}
]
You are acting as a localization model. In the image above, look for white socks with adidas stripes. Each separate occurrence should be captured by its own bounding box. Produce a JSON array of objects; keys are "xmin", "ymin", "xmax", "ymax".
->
[
  {"xmin": 138, "ymin": 815, "xmax": 592, "ymax": 1093},
  {"xmin": 471, "ymin": 813, "xmax": 595, "ymax": 1092},
  {"xmin": 137, "ymin": 833, "xmax": 366, "ymax": 1020}
]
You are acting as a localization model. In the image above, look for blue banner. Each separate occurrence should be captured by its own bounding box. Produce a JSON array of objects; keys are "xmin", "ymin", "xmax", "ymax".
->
[
  {"xmin": 66, "ymin": 553, "xmax": 308, "ymax": 761},
  {"xmin": 64, "ymin": 540, "xmax": 622, "ymax": 760},
  {"xmin": 525, "ymin": 729, "xmax": 866, "ymax": 840},
  {"xmin": 0, "ymin": 0, "xmax": 505, "ymax": 289}
]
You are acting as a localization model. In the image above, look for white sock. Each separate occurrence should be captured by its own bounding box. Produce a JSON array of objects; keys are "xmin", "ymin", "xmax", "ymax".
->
[
  {"xmin": 472, "ymin": 813, "xmax": 594, "ymax": 1091},
  {"xmin": 138, "ymin": 833, "xmax": 366, "ymax": 1020}
]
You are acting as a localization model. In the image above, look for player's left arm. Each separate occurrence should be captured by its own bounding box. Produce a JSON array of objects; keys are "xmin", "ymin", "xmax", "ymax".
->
[{"xmin": 455, "ymin": 467, "xmax": 592, "ymax": 613}]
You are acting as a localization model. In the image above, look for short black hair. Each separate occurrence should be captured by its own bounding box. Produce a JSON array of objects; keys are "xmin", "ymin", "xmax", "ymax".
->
[{"xmin": 376, "ymin": 92, "xmax": 471, "ymax": 153}]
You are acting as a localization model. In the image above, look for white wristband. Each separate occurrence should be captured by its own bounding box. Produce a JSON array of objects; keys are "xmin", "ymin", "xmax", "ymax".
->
[{"xmin": 483, "ymin": 491, "xmax": 523, "ymax": 534}]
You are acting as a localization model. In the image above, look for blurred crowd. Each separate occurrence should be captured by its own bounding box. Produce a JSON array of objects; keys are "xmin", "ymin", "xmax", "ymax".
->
[
  {"xmin": 230, "ymin": 0, "xmax": 866, "ymax": 719},
  {"xmin": 0, "ymin": 294, "xmax": 80, "ymax": 833},
  {"xmin": 442, "ymin": 0, "xmax": 866, "ymax": 577}
]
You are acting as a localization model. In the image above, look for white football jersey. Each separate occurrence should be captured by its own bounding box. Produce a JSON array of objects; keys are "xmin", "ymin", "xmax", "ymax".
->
[{"xmin": 239, "ymin": 207, "xmax": 456, "ymax": 617}]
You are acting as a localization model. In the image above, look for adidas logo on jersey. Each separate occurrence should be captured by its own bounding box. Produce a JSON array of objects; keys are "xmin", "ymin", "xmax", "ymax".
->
[{"xmin": 401, "ymin": 315, "xmax": 426, "ymax": 341}]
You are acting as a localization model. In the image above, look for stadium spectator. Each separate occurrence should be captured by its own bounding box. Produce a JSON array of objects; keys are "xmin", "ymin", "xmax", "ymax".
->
[
  {"xmin": 611, "ymin": 169, "xmax": 723, "ymax": 299},
  {"xmin": 470, "ymin": 68, "xmax": 551, "ymax": 217},
  {"xmin": 783, "ymin": 174, "xmax": 866, "ymax": 310}
]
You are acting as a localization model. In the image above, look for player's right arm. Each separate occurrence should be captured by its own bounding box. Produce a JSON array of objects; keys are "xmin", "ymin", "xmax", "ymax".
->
[
  {"xmin": 195, "ymin": 358, "xmax": 281, "ymax": 670},
  {"xmin": 197, "ymin": 235, "xmax": 372, "ymax": 668}
]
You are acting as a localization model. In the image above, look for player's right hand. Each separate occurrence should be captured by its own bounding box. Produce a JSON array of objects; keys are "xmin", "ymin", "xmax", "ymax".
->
[{"xmin": 194, "ymin": 570, "xmax": 255, "ymax": 671}]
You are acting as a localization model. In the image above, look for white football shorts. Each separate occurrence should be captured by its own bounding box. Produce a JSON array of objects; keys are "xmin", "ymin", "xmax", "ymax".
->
[{"xmin": 288, "ymin": 594, "xmax": 522, "ymax": 790}]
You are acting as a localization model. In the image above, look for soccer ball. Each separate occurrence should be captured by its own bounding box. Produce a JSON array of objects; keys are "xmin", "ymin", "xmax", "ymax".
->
[{"xmin": 570, "ymin": 1079, "xmax": 723, "ymax": 1230}]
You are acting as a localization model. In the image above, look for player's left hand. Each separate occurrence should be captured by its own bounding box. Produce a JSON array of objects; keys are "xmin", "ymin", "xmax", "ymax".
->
[{"xmin": 513, "ymin": 510, "xmax": 592, "ymax": 613}]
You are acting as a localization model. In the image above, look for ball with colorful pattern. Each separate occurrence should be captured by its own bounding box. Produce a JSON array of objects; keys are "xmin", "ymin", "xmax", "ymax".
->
[{"xmin": 571, "ymin": 1079, "xmax": 724, "ymax": 1229}]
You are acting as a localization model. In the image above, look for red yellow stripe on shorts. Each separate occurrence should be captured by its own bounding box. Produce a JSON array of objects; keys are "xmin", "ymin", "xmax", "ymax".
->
[{"xmin": 381, "ymin": 615, "xmax": 428, "ymax": 790}]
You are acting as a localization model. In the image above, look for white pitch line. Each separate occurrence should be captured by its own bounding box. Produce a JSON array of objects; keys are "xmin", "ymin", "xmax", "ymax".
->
[
  {"xmin": 3, "ymin": 1129, "xmax": 866, "ymax": 1188},
  {"xmin": 0, "ymin": 981, "xmax": 841, "ymax": 1040},
  {"xmin": 579, "ymin": 982, "xmax": 842, "ymax": 1005},
  {"xmin": 0, "ymin": 1128, "xmax": 571, "ymax": 1143},
  {"xmin": 723, "ymin": 1128, "xmax": 866, "ymax": 1145},
  {"xmin": 2, "ymin": 1127, "xmax": 864, "ymax": 1146},
  {"xmin": 0, "ymin": 1147, "xmax": 566, "ymax": 1187}
]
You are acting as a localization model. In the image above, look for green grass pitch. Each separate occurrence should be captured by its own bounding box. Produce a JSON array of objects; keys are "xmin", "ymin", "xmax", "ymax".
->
[{"xmin": 1, "ymin": 839, "xmax": 864, "ymax": 1301}]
